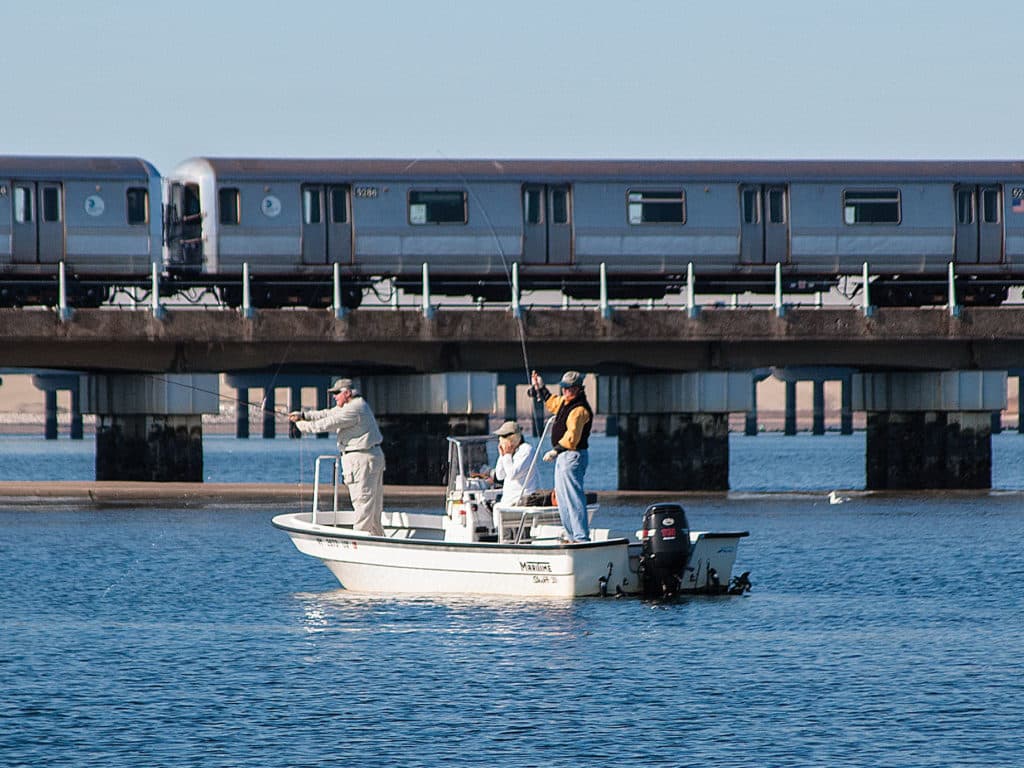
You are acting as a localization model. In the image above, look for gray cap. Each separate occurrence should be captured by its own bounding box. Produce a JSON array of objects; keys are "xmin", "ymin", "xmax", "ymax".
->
[
  {"xmin": 327, "ymin": 377, "xmax": 354, "ymax": 394},
  {"xmin": 559, "ymin": 370, "xmax": 584, "ymax": 388},
  {"xmin": 494, "ymin": 420, "xmax": 521, "ymax": 437}
]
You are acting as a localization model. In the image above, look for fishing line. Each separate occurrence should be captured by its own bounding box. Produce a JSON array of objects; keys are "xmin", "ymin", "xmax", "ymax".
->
[{"xmin": 434, "ymin": 154, "xmax": 535, "ymax": 385}]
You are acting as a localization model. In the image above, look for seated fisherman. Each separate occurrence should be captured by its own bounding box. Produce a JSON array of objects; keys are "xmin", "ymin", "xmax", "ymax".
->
[{"xmin": 492, "ymin": 420, "xmax": 539, "ymax": 505}]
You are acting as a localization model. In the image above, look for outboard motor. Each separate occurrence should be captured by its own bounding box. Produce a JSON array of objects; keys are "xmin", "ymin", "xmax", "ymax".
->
[{"xmin": 640, "ymin": 503, "xmax": 690, "ymax": 597}]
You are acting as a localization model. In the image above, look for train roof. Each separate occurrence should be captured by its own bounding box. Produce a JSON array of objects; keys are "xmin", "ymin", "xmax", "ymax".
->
[
  {"xmin": 176, "ymin": 157, "xmax": 1024, "ymax": 183},
  {"xmin": 0, "ymin": 156, "xmax": 158, "ymax": 178}
]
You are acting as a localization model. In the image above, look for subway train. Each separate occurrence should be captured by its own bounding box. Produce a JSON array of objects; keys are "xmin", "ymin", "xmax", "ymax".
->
[{"xmin": 5, "ymin": 156, "xmax": 1024, "ymax": 308}]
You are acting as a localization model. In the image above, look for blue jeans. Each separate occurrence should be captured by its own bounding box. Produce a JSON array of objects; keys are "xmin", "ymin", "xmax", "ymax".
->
[{"xmin": 554, "ymin": 449, "xmax": 589, "ymax": 541}]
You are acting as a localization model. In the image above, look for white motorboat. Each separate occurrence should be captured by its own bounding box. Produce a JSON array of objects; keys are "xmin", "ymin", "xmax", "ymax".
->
[{"xmin": 273, "ymin": 432, "xmax": 750, "ymax": 598}]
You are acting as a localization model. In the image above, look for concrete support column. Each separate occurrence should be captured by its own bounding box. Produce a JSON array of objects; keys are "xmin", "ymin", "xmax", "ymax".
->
[
  {"xmin": 95, "ymin": 414, "xmax": 204, "ymax": 482},
  {"xmin": 44, "ymin": 390, "xmax": 58, "ymax": 440},
  {"xmin": 599, "ymin": 372, "xmax": 752, "ymax": 491},
  {"xmin": 745, "ymin": 378, "xmax": 759, "ymax": 436},
  {"xmin": 853, "ymin": 371, "xmax": 1007, "ymax": 490},
  {"xmin": 82, "ymin": 374, "xmax": 220, "ymax": 482},
  {"xmin": 262, "ymin": 388, "xmax": 276, "ymax": 439},
  {"xmin": 235, "ymin": 386, "xmax": 250, "ymax": 439},
  {"xmin": 365, "ymin": 373, "xmax": 496, "ymax": 486},
  {"xmin": 812, "ymin": 380, "xmax": 825, "ymax": 435},
  {"xmin": 377, "ymin": 413, "xmax": 490, "ymax": 485},
  {"xmin": 70, "ymin": 386, "xmax": 83, "ymax": 440},
  {"xmin": 784, "ymin": 381, "xmax": 797, "ymax": 435},
  {"xmin": 502, "ymin": 382, "xmax": 517, "ymax": 420},
  {"xmin": 841, "ymin": 377, "xmax": 853, "ymax": 436},
  {"xmin": 617, "ymin": 412, "xmax": 729, "ymax": 490},
  {"xmin": 32, "ymin": 373, "xmax": 84, "ymax": 440},
  {"xmin": 1018, "ymin": 376, "xmax": 1023, "ymax": 434}
]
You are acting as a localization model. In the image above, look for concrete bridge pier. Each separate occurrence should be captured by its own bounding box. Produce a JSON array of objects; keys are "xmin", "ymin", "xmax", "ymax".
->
[
  {"xmin": 599, "ymin": 372, "xmax": 752, "ymax": 491},
  {"xmin": 32, "ymin": 373, "xmax": 84, "ymax": 439},
  {"xmin": 364, "ymin": 373, "xmax": 496, "ymax": 485},
  {"xmin": 81, "ymin": 374, "xmax": 220, "ymax": 481},
  {"xmin": 852, "ymin": 371, "xmax": 1007, "ymax": 490}
]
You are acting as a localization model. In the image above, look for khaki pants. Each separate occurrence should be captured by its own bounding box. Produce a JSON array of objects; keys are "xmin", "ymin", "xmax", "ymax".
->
[{"xmin": 341, "ymin": 447, "xmax": 386, "ymax": 536}]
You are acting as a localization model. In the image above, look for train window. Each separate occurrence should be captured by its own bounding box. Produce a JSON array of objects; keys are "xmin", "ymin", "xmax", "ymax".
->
[
  {"xmin": 957, "ymin": 188, "xmax": 975, "ymax": 224},
  {"xmin": 330, "ymin": 186, "xmax": 349, "ymax": 223},
  {"xmin": 742, "ymin": 189, "xmax": 760, "ymax": 224},
  {"xmin": 183, "ymin": 184, "xmax": 201, "ymax": 219},
  {"xmin": 768, "ymin": 188, "xmax": 786, "ymax": 223},
  {"xmin": 303, "ymin": 188, "xmax": 322, "ymax": 224},
  {"xmin": 982, "ymin": 188, "xmax": 1000, "ymax": 223},
  {"xmin": 628, "ymin": 190, "xmax": 685, "ymax": 224},
  {"xmin": 126, "ymin": 188, "xmax": 148, "ymax": 225},
  {"xmin": 524, "ymin": 188, "xmax": 542, "ymax": 224},
  {"xmin": 843, "ymin": 190, "xmax": 900, "ymax": 224},
  {"xmin": 408, "ymin": 190, "xmax": 467, "ymax": 225},
  {"xmin": 219, "ymin": 188, "xmax": 241, "ymax": 225},
  {"xmin": 14, "ymin": 186, "xmax": 32, "ymax": 223},
  {"xmin": 552, "ymin": 188, "xmax": 569, "ymax": 224},
  {"xmin": 42, "ymin": 188, "xmax": 61, "ymax": 222}
]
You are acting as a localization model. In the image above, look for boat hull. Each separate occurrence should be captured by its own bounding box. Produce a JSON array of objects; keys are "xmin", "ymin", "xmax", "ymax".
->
[{"xmin": 273, "ymin": 512, "xmax": 635, "ymax": 597}]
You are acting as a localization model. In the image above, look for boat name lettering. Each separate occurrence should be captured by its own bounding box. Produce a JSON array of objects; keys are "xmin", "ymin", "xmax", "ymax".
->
[
  {"xmin": 316, "ymin": 537, "xmax": 352, "ymax": 549},
  {"xmin": 519, "ymin": 561, "xmax": 552, "ymax": 573},
  {"xmin": 532, "ymin": 575, "xmax": 556, "ymax": 584},
  {"xmin": 717, "ymin": 546, "xmax": 735, "ymax": 553}
]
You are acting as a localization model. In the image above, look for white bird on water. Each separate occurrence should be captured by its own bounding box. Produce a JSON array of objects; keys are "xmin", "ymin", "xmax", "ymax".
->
[{"xmin": 828, "ymin": 490, "xmax": 849, "ymax": 505}]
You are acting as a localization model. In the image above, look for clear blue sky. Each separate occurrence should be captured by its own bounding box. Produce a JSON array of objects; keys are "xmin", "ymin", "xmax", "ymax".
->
[{"xmin": 3, "ymin": 1, "xmax": 1023, "ymax": 174}]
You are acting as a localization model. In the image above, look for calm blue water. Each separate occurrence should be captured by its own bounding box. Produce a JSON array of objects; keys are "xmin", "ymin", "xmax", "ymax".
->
[{"xmin": 2, "ymin": 433, "xmax": 1024, "ymax": 766}]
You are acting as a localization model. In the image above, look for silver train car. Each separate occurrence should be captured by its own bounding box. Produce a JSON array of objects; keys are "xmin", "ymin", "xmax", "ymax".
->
[
  {"xmin": 163, "ymin": 158, "xmax": 1024, "ymax": 308},
  {"xmin": 5, "ymin": 156, "xmax": 1024, "ymax": 308},
  {"xmin": 0, "ymin": 156, "xmax": 162, "ymax": 307}
]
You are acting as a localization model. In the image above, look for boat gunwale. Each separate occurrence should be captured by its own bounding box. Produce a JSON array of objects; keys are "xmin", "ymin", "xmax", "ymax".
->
[{"xmin": 271, "ymin": 513, "xmax": 632, "ymax": 552}]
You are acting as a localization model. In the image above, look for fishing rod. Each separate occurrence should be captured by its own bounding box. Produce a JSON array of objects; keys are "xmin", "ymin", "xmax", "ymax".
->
[{"xmin": 440, "ymin": 154, "xmax": 540, "ymax": 431}]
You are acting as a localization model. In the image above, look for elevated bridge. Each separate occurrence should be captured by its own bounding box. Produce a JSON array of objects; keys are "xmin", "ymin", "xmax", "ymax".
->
[
  {"xmin": 2, "ymin": 306, "xmax": 1024, "ymax": 374},
  {"xmin": 2, "ymin": 306, "xmax": 1022, "ymax": 491}
]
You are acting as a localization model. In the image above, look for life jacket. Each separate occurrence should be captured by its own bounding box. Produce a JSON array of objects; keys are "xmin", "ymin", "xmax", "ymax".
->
[{"xmin": 551, "ymin": 394, "xmax": 592, "ymax": 451}]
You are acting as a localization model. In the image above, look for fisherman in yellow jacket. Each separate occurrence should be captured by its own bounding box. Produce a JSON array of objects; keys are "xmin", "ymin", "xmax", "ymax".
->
[{"xmin": 529, "ymin": 369, "xmax": 592, "ymax": 542}]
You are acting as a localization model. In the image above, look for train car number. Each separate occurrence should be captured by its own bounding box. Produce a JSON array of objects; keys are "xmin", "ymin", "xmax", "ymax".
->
[
  {"xmin": 355, "ymin": 186, "xmax": 379, "ymax": 199},
  {"xmin": 1012, "ymin": 187, "xmax": 1024, "ymax": 200}
]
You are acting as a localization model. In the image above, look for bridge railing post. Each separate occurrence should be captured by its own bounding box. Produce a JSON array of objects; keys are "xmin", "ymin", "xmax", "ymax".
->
[
  {"xmin": 151, "ymin": 263, "xmax": 166, "ymax": 321},
  {"xmin": 947, "ymin": 261, "xmax": 960, "ymax": 318},
  {"xmin": 332, "ymin": 262, "xmax": 347, "ymax": 320},
  {"xmin": 242, "ymin": 262, "xmax": 255, "ymax": 319},
  {"xmin": 862, "ymin": 262, "xmax": 874, "ymax": 318},
  {"xmin": 686, "ymin": 262, "xmax": 699, "ymax": 318},
  {"xmin": 599, "ymin": 262, "xmax": 612, "ymax": 319},
  {"xmin": 511, "ymin": 262, "xmax": 521, "ymax": 319},
  {"xmin": 422, "ymin": 262, "xmax": 434, "ymax": 319},
  {"xmin": 58, "ymin": 260, "xmax": 73, "ymax": 322},
  {"xmin": 774, "ymin": 262, "xmax": 785, "ymax": 318}
]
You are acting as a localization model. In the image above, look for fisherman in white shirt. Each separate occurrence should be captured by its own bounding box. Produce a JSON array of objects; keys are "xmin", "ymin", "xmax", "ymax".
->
[{"xmin": 492, "ymin": 420, "xmax": 539, "ymax": 505}]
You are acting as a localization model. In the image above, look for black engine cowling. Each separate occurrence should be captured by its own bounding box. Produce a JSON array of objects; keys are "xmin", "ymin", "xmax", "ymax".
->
[{"xmin": 640, "ymin": 503, "xmax": 691, "ymax": 597}]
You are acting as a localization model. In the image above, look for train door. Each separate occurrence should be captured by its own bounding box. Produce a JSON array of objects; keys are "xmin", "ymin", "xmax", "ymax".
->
[
  {"xmin": 11, "ymin": 182, "xmax": 64, "ymax": 264},
  {"xmin": 521, "ymin": 184, "xmax": 573, "ymax": 264},
  {"xmin": 954, "ymin": 185, "xmax": 1003, "ymax": 264},
  {"xmin": 739, "ymin": 184, "xmax": 789, "ymax": 264},
  {"xmin": 301, "ymin": 184, "xmax": 352, "ymax": 265}
]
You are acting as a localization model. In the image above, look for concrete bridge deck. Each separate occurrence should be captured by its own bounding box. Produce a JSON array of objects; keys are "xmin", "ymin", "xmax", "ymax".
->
[{"xmin": 3, "ymin": 306, "xmax": 1024, "ymax": 373}]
